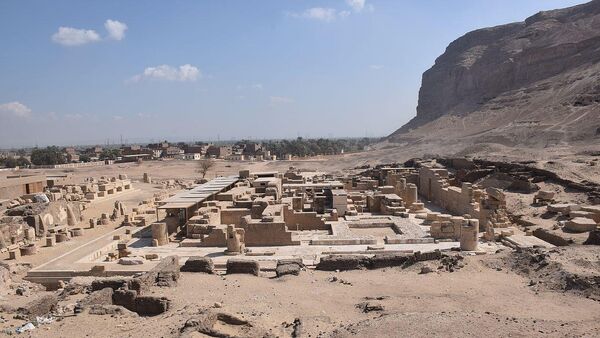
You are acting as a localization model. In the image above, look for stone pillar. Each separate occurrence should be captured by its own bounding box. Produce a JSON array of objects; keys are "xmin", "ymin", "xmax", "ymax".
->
[
  {"xmin": 46, "ymin": 236, "xmax": 56, "ymax": 247},
  {"xmin": 225, "ymin": 225, "xmax": 245, "ymax": 255},
  {"xmin": 151, "ymin": 222, "xmax": 168, "ymax": 247},
  {"xmin": 460, "ymin": 219, "xmax": 479, "ymax": 251},
  {"xmin": 292, "ymin": 197, "xmax": 303, "ymax": 211},
  {"xmin": 143, "ymin": 173, "xmax": 152, "ymax": 184},
  {"xmin": 405, "ymin": 183, "xmax": 418, "ymax": 207},
  {"xmin": 89, "ymin": 218, "xmax": 97, "ymax": 228},
  {"xmin": 25, "ymin": 227, "xmax": 36, "ymax": 241},
  {"xmin": 100, "ymin": 213, "xmax": 110, "ymax": 225},
  {"xmin": 66, "ymin": 204, "xmax": 77, "ymax": 226}
]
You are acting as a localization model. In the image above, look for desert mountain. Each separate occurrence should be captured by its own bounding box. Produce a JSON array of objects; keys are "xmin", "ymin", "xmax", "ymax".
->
[{"xmin": 389, "ymin": 0, "xmax": 600, "ymax": 147}]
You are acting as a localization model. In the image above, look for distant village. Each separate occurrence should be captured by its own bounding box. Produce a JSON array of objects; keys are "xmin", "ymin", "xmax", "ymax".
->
[{"xmin": 0, "ymin": 138, "xmax": 378, "ymax": 169}]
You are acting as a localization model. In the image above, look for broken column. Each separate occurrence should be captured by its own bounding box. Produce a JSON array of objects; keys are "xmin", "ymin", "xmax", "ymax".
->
[
  {"xmin": 225, "ymin": 225, "xmax": 245, "ymax": 255},
  {"xmin": 66, "ymin": 204, "xmax": 78, "ymax": 226},
  {"xmin": 151, "ymin": 222, "xmax": 168, "ymax": 247},
  {"xmin": 460, "ymin": 219, "xmax": 479, "ymax": 251},
  {"xmin": 143, "ymin": 173, "xmax": 152, "ymax": 184}
]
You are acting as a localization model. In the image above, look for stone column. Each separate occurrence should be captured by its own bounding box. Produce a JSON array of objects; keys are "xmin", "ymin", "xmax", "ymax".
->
[
  {"xmin": 225, "ymin": 225, "xmax": 242, "ymax": 255},
  {"xmin": 405, "ymin": 183, "xmax": 418, "ymax": 207},
  {"xmin": 151, "ymin": 222, "xmax": 168, "ymax": 246},
  {"xmin": 66, "ymin": 204, "xmax": 77, "ymax": 226},
  {"xmin": 460, "ymin": 219, "xmax": 479, "ymax": 251}
]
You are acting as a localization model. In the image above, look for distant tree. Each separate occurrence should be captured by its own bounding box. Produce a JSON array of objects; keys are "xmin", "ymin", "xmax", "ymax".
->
[
  {"xmin": 79, "ymin": 154, "xmax": 91, "ymax": 162},
  {"xmin": 198, "ymin": 159, "xmax": 215, "ymax": 178},
  {"xmin": 0, "ymin": 157, "xmax": 17, "ymax": 168},
  {"xmin": 16, "ymin": 157, "xmax": 30, "ymax": 167},
  {"xmin": 30, "ymin": 146, "xmax": 66, "ymax": 165},
  {"xmin": 99, "ymin": 149, "xmax": 121, "ymax": 160}
]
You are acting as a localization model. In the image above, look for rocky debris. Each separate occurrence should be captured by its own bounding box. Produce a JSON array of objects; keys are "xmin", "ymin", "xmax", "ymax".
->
[
  {"xmin": 131, "ymin": 255, "xmax": 180, "ymax": 290},
  {"xmin": 16, "ymin": 294, "xmax": 58, "ymax": 320},
  {"xmin": 500, "ymin": 247, "xmax": 600, "ymax": 300},
  {"xmin": 317, "ymin": 255, "xmax": 369, "ymax": 271},
  {"xmin": 438, "ymin": 255, "xmax": 465, "ymax": 272},
  {"xmin": 78, "ymin": 288, "xmax": 114, "ymax": 308},
  {"xmin": 369, "ymin": 254, "xmax": 410, "ymax": 269},
  {"xmin": 91, "ymin": 278, "xmax": 129, "ymax": 292},
  {"xmin": 88, "ymin": 304, "xmax": 138, "ymax": 317},
  {"xmin": 583, "ymin": 230, "xmax": 600, "ymax": 245},
  {"xmin": 328, "ymin": 276, "xmax": 353, "ymax": 286},
  {"xmin": 318, "ymin": 251, "xmax": 445, "ymax": 271},
  {"xmin": 275, "ymin": 258, "xmax": 304, "ymax": 277},
  {"xmin": 355, "ymin": 302, "xmax": 385, "ymax": 313},
  {"xmin": 180, "ymin": 310, "xmax": 274, "ymax": 337},
  {"xmin": 118, "ymin": 257, "xmax": 144, "ymax": 265},
  {"xmin": 112, "ymin": 289, "xmax": 137, "ymax": 311},
  {"xmin": 226, "ymin": 259, "xmax": 260, "ymax": 276},
  {"xmin": 134, "ymin": 296, "xmax": 170, "ymax": 316},
  {"xmin": 180, "ymin": 256, "xmax": 214, "ymax": 274},
  {"xmin": 89, "ymin": 258, "xmax": 178, "ymax": 316},
  {"xmin": 420, "ymin": 266, "xmax": 434, "ymax": 274}
]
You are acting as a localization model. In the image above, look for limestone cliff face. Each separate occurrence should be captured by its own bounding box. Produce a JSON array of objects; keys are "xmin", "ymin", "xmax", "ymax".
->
[{"xmin": 391, "ymin": 0, "xmax": 600, "ymax": 145}]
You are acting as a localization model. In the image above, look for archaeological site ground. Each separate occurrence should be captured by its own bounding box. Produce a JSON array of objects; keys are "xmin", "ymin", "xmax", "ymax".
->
[{"xmin": 1, "ymin": 1, "xmax": 600, "ymax": 337}]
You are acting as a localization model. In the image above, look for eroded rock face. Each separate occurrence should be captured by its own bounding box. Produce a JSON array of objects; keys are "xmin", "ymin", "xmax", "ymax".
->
[{"xmin": 391, "ymin": 0, "xmax": 600, "ymax": 143}]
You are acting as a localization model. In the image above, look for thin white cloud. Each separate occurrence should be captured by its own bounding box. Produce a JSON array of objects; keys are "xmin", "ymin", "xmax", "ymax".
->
[
  {"xmin": 339, "ymin": 10, "xmax": 351, "ymax": 18},
  {"xmin": 47, "ymin": 112, "xmax": 58, "ymax": 120},
  {"xmin": 369, "ymin": 64, "xmax": 384, "ymax": 70},
  {"xmin": 251, "ymin": 83, "xmax": 264, "ymax": 90},
  {"xmin": 130, "ymin": 64, "xmax": 201, "ymax": 82},
  {"xmin": 113, "ymin": 115, "xmax": 124, "ymax": 121},
  {"xmin": 52, "ymin": 27, "xmax": 101, "ymax": 46},
  {"xmin": 346, "ymin": 0, "xmax": 365, "ymax": 12},
  {"xmin": 0, "ymin": 101, "xmax": 32, "ymax": 118},
  {"xmin": 270, "ymin": 96, "xmax": 294, "ymax": 106},
  {"xmin": 104, "ymin": 19, "xmax": 128, "ymax": 40},
  {"xmin": 64, "ymin": 113, "xmax": 83, "ymax": 120},
  {"xmin": 291, "ymin": 7, "xmax": 338, "ymax": 22},
  {"xmin": 289, "ymin": 1, "xmax": 372, "ymax": 22}
]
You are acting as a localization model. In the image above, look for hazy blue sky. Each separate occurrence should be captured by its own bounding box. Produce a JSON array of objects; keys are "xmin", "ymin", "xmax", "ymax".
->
[{"xmin": 0, "ymin": 0, "xmax": 587, "ymax": 147}]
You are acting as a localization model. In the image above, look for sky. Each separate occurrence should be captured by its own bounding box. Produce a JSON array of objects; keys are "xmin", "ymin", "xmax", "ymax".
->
[{"xmin": 0, "ymin": 0, "xmax": 588, "ymax": 147}]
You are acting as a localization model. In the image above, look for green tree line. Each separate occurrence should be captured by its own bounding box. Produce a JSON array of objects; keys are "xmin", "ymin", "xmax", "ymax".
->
[{"xmin": 263, "ymin": 137, "xmax": 379, "ymax": 158}]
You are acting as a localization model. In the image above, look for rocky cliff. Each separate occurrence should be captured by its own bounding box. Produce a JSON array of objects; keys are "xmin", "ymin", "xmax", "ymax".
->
[{"xmin": 390, "ymin": 0, "xmax": 600, "ymax": 146}]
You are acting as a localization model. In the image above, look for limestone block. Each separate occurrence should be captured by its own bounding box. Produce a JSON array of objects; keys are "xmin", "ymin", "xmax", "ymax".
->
[
  {"xmin": 70, "ymin": 228, "xmax": 84, "ymax": 237},
  {"xmin": 548, "ymin": 203, "xmax": 580, "ymax": 214},
  {"xmin": 564, "ymin": 217, "xmax": 597, "ymax": 233},
  {"xmin": 535, "ymin": 190, "xmax": 555, "ymax": 201},
  {"xmin": 55, "ymin": 232, "xmax": 69, "ymax": 243},
  {"xmin": 9, "ymin": 250, "xmax": 20, "ymax": 260},
  {"xmin": 45, "ymin": 236, "xmax": 56, "ymax": 247}
]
